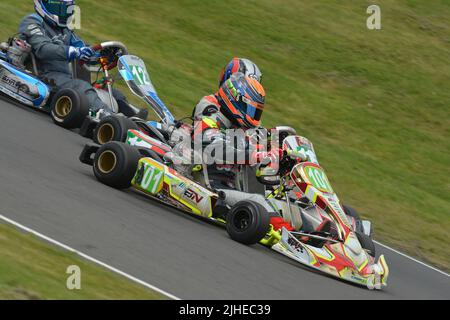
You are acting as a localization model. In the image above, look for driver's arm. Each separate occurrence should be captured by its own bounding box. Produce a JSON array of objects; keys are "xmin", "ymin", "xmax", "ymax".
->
[
  {"xmin": 192, "ymin": 117, "xmax": 245, "ymax": 165},
  {"xmin": 69, "ymin": 32, "xmax": 86, "ymax": 49},
  {"xmin": 193, "ymin": 117, "xmax": 275, "ymax": 165},
  {"xmin": 19, "ymin": 15, "xmax": 72, "ymax": 61}
]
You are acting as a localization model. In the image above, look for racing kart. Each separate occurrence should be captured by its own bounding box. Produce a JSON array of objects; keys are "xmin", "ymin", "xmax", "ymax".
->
[
  {"xmin": 79, "ymin": 130, "xmax": 389, "ymax": 289},
  {"xmin": 0, "ymin": 37, "xmax": 146, "ymax": 129}
]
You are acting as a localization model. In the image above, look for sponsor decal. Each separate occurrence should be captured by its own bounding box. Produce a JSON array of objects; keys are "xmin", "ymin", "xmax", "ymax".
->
[
  {"xmin": 184, "ymin": 188, "xmax": 204, "ymax": 204},
  {"xmin": 175, "ymin": 181, "xmax": 206, "ymax": 205},
  {"xmin": 1, "ymin": 73, "xmax": 31, "ymax": 94},
  {"xmin": 287, "ymin": 237, "xmax": 304, "ymax": 253},
  {"xmin": 30, "ymin": 28, "xmax": 43, "ymax": 36},
  {"xmin": 351, "ymin": 275, "xmax": 364, "ymax": 282}
]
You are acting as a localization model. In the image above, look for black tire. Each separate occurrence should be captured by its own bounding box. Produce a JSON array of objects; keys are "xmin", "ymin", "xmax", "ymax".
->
[
  {"xmin": 226, "ymin": 201, "xmax": 270, "ymax": 245},
  {"xmin": 93, "ymin": 115, "xmax": 139, "ymax": 145},
  {"xmin": 50, "ymin": 88, "xmax": 89, "ymax": 129},
  {"xmin": 139, "ymin": 148, "xmax": 164, "ymax": 164},
  {"xmin": 343, "ymin": 204, "xmax": 365, "ymax": 234},
  {"xmin": 343, "ymin": 204, "xmax": 375, "ymax": 255},
  {"xmin": 343, "ymin": 205, "xmax": 361, "ymax": 220},
  {"xmin": 356, "ymin": 232, "xmax": 376, "ymax": 257},
  {"xmin": 93, "ymin": 141, "xmax": 142, "ymax": 189}
]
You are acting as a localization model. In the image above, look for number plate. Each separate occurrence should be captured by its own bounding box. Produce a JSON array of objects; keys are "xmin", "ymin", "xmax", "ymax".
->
[
  {"xmin": 133, "ymin": 159, "xmax": 164, "ymax": 194},
  {"xmin": 303, "ymin": 165, "xmax": 334, "ymax": 194}
]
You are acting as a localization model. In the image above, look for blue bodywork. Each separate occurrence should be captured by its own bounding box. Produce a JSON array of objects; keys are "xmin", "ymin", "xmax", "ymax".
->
[{"xmin": 0, "ymin": 56, "xmax": 50, "ymax": 110}]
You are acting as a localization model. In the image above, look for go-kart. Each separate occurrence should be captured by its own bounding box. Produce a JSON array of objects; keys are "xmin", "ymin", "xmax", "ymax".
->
[
  {"xmin": 79, "ymin": 129, "xmax": 389, "ymax": 289},
  {"xmin": 0, "ymin": 37, "xmax": 147, "ymax": 129}
]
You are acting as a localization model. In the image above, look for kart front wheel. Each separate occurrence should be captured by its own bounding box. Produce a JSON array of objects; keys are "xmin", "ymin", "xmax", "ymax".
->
[
  {"xmin": 50, "ymin": 88, "xmax": 89, "ymax": 129},
  {"xmin": 343, "ymin": 205, "xmax": 361, "ymax": 221},
  {"xmin": 344, "ymin": 204, "xmax": 366, "ymax": 235},
  {"xmin": 356, "ymin": 232, "xmax": 376, "ymax": 257},
  {"xmin": 93, "ymin": 141, "xmax": 142, "ymax": 189},
  {"xmin": 93, "ymin": 115, "xmax": 139, "ymax": 145},
  {"xmin": 226, "ymin": 201, "xmax": 270, "ymax": 245},
  {"xmin": 344, "ymin": 205, "xmax": 376, "ymax": 257}
]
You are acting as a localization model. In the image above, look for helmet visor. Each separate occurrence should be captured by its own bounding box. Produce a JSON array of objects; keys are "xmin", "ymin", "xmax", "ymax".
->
[
  {"xmin": 248, "ymin": 105, "xmax": 263, "ymax": 122},
  {"xmin": 44, "ymin": 0, "xmax": 76, "ymax": 19},
  {"xmin": 240, "ymin": 96, "xmax": 264, "ymax": 121}
]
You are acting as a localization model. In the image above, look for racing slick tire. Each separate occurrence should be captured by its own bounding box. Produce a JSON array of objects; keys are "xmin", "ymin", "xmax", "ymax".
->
[
  {"xmin": 226, "ymin": 201, "xmax": 270, "ymax": 245},
  {"xmin": 343, "ymin": 204, "xmax": 365, "ymax": 234},
  {"xmin": 93, "ymin": 141, "xmax": 142, "ymax": 189},
  {"xmin": 343, "ymin": 205, "xmax": 361, "ymax": 220},
  {"xmin": 356, "ymin": 232, "xmax": 376, "ymax": 258},
  {"xmin": 50, "ymin": 88, "xmax": 89, "ymax": 129},
  {"xmin": 344, "ymin": 205, "xmax": 376, "ymax": 257},
  {"xmin": 93, "ymin": 115, "xmax": 139, "ymax": 145}
]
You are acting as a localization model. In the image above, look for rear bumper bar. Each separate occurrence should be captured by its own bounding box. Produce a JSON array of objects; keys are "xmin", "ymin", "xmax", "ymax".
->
[{"xmin": 79, "ymin": 143, "xmax": 100, "ymax": 166}]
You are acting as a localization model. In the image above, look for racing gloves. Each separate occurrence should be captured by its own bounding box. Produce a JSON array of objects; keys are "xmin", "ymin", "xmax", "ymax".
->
[
  {"xmin": 67, "ymin": 46, "xmax": 95, "ymax": 62},
  {"xmin": 250, "ymin": 148, "xmax": 283, "ymax": 164}
]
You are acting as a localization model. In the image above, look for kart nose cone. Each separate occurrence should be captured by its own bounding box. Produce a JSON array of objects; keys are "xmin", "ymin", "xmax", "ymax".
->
[
  {"xmin": 378, "ymin": 254, "xmax": 389, "ymax": 287},
  {"xmin": 367, "ymin": 254, "xmax": 389, "ymax": 289}
]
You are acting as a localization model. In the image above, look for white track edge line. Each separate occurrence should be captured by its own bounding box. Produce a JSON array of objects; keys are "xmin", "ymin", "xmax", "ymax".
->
[
  {"xmin": 374, "ymin": 240, "xmax": 449, "ymax": 277},
  {"xmin": 0, "ymin": 214, "xmax": 181, "ymax": 300}
]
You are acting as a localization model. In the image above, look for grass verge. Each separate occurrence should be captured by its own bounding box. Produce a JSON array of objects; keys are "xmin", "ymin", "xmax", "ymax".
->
[{"xmin": 0, "ymin": 222, "xmax": 167, "ymax": 300}]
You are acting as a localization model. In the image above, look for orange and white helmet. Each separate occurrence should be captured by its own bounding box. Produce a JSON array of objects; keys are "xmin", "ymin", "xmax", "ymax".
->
[
  {"xmin": 217, "ymin": 72, "xmax": 265, "ymax": 129},
  {"xmin": 219, "ymin": 58, "xmax": 262, "ymax": 87}
]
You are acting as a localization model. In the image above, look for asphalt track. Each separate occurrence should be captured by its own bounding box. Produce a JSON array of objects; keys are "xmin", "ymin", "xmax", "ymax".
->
[{"xmin": 0, "ymin": 99, "xmax": 449, "ymax": 299}]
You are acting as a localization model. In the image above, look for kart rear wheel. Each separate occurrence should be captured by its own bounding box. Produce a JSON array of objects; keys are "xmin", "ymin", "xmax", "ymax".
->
[
  {"xmin": 226, "ymin": 201, "xmax": 270, "ymax": 245},
  {"xmin": 93, "ymin": 141, "xmax": 142, "ymax": 189},
  {"xmin": 94, "ymin": 115, "xmax": 139, "ymax": 145},
  {"xmin": 50, "ymin": 88, "xmax": 89, "ymax": 129}
]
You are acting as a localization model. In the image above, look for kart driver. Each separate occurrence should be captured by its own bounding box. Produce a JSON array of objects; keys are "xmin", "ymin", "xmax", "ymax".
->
[
  {"xmin": 176, "ymin": 58, "xmax": 295, "ymax": 231},
  {"xmin": 18, "ymin": 0, "xmax": 146, "ymax": 118}
]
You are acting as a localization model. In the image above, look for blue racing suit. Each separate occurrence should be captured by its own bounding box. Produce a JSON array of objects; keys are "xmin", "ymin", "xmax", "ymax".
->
[{"xmin": 19, "ymin": 13, "xmax": 130, "ymax": 113}]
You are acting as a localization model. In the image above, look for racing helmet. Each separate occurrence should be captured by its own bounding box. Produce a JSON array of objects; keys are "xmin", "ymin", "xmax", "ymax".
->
[
  {"xmin": 34, "ymin": 0, "xmax": 76, "ymax": 28},
  {"xmin": 217, "ymin": 72, "xmax": 266, "ymax": 129},
  {"xmin": 219, "ymin": 57, "xmax": 262, "ymax": 87}
]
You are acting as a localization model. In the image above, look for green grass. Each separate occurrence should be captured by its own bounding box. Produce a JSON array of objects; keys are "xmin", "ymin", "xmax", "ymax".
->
[
  {"xmin": 0, "ymin": 222, "xmax": 167, "ymax": 299},
  {"xmin": 0, "ymin": 0, "xmax": 449, "ymax": 275}
]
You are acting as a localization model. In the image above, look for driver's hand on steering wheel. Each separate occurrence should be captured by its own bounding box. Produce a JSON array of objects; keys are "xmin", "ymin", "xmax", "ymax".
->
[
  {"xmin": 67, "ymin": 46, "xmax": 96, "ymax": 62},
  {"xmin": 251, "ymin": 148, "xmax": 283, "ymax": 166},
  {"xmin": 251, "ymin": 148, "xmax": 283, "ymax": 165}
]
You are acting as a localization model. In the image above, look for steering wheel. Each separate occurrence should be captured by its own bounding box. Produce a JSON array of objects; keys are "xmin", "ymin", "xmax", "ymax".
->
[
  {"xmin": 255, "ymin": 149, "xmax": 301, "ymax": 186},
  {"xmin": 82, "ymin": 41, "xmax": 128, "ymax": 72},
  {"xmin": 255, "ymin": 158, "xmax": 282, "ymax": 186},
  {"xmin": 256, "ymin": 172, "xmax": 281, "ymax": 186}
]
